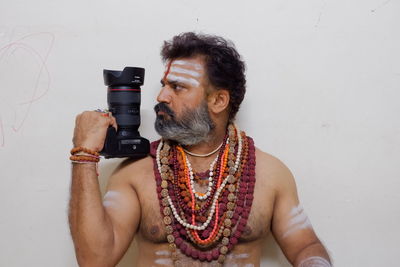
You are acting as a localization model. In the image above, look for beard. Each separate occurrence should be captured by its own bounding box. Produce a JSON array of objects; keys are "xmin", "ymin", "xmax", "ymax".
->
[{"xmin": 154, "ymin": 101, "xmax": 215, "ymax": 146}]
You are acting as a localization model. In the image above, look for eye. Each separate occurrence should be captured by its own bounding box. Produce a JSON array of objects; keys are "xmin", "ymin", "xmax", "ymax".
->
[
  {"xmin": 171, "ymin": 83, "xmax": 185, "ymax": 91},
  {"xmin": 175, "ymin": 84, "xmax": 184, "ymax": 90}
]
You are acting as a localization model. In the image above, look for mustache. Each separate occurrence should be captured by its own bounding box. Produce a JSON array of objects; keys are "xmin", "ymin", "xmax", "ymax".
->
[{"xmin": 154, "ymin": 102, "xmax": 175, "ymax": 118}]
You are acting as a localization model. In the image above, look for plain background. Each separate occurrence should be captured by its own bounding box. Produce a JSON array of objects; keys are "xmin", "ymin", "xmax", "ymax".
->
[{"xmin": 0, "ymin": 0, "xmax": 399, "ymax": 266}]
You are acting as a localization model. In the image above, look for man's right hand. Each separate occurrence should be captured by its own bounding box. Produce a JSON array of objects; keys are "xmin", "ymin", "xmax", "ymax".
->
[
  {"xmin": 70, "ymin": 111, "xmax": 140, "ymax": 267},
  {"xmin": 72, "ymin": 111, "xmax": 118, "ymax": 152}
]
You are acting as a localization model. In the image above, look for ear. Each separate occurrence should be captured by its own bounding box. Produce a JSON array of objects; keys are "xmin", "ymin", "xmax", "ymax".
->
[{"xmin": 207, "ymin": 89, "xmax": 230, "ymax": 115}]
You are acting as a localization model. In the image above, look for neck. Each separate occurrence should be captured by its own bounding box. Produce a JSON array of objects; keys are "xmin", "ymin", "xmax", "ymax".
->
[{"xmin": 181, "ymin": 121, "xmax": 228, "ymax": 158}]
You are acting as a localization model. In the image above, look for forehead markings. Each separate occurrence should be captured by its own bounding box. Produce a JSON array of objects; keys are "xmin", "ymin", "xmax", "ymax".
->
[
  {"xmin": 170, "ymin": 66, "xmax": 201, "ymax": 77},
  {"xmin": 166, "ymin": 73, "xmax": 200, "ymax": 87},
  {"xmin": 163, "ymin": 60, "xmax": 202, "ymax": 87},
  {"xmin": 172, "ymin": 59, "xmax": 203, "ymax": 70},
  {"xmin": 282, "ymin": 204, "xmax": 313, "ymax": 238},
  {"xmin": 162, "ymin": 61, "xmax": 172, "ymax": 82}
]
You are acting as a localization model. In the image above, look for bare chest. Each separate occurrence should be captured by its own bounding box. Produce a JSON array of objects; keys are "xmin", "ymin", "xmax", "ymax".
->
[{"xmin": 135, "ymin": 169, "xmax": 274, "ymax": 244}]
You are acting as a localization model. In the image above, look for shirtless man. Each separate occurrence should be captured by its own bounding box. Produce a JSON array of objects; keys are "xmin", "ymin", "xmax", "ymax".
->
[{"xmin": 69, "ymin": 32, "xmax": 332, "ymax": 267}]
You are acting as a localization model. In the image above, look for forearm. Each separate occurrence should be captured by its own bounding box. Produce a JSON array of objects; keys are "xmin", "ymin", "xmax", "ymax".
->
[
  {"xmin": 69, "ymin": 163, "xmax": 114, "ymax": 266},
  {"xmin": 293, "ymin": 241, "xmax": 332, "ymax": 267}
]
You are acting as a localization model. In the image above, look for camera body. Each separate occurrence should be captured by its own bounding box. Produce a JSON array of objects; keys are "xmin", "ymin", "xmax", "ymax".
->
[{"xmin": 100, "ymin": 67, "xmax": 150, "ymax": 158}]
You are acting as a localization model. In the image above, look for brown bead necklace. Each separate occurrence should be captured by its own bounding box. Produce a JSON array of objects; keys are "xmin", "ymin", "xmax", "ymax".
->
[{"xmin": 152, "ymin": 124, "xmax": 256, "ymax": 266}]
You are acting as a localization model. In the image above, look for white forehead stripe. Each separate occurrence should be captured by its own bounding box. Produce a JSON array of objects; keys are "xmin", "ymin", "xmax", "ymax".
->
[
  {"xmin": 282, "ymin": 205, "xmax": 313, "ymax": 238},
  {"xmin": 170, "ymin": 66, "xmax": 201, "ymax": 77},
  {"xmin": 172, "ymin": 60, "xmax": 203, "ymax": 70},
  {"xmin": 299, "ymin": 256, "xmax": 331, "ymax": 267},
  {"xmin": 166, "ymin": 73, "xmax": 200, "ymax": 87}
]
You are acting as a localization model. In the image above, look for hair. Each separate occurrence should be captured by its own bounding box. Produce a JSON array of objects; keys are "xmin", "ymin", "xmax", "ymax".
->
[{"xmin": 161, "ymin": 32, "xmax": 246, "ymax": 122}]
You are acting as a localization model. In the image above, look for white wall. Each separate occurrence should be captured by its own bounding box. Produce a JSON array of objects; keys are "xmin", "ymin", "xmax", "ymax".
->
[{"xmin": 0, "ymin": 0, "xmax": 399, "ymax": 266}]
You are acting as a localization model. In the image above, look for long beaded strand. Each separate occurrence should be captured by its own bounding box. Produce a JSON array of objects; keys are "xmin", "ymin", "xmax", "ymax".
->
[
  {"xmin": 153, "ymin": 124, "xmax": 257, "ymax": 266},
  {"xmin": 186, "ymin": 154, "xmax": 219, "ymax": 200}
]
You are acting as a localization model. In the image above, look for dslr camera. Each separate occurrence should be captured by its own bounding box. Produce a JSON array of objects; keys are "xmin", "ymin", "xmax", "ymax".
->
[{"xmin": 100, "ymin": 67, "xmax": 150, "ymax": 158}]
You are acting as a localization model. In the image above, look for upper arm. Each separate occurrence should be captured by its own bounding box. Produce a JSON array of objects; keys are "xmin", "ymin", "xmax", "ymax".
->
[
  {"xmin": 102, "ymin": 161, "xmax": 141, "ymax": 264},
  {"xmin": 268, "ymin": 157, "xmax": 320, "ymax": 263}
]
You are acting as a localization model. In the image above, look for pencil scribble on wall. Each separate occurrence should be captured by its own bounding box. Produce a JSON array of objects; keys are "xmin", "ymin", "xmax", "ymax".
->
[
  {"xmin": 0, "ymin": 32, "xmax": 55, "ymax": 147},
  {"xmin": 315, "ymin": 0, "xmax": 326, "ymax": 28},
  {"xmin": 371, "ymin": 0, "xmax": 392, "ymax": 12}
]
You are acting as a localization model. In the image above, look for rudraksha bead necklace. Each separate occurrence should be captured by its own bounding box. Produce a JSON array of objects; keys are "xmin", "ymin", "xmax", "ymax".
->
[{"xmin": 153, "ymin": 124, "xmax": 256, "ymax": 266}]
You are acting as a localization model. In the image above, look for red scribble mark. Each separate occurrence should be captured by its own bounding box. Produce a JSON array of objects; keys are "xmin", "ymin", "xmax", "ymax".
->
[{"xmin": 0, "ymin": 32, "xmax": 55, "ymax": 148}]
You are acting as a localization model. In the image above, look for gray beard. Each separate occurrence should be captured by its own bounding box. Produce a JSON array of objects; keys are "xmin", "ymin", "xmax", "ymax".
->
[{"xmin": 154, "ymin": 101, "xmax": 215, "ymax": 146}]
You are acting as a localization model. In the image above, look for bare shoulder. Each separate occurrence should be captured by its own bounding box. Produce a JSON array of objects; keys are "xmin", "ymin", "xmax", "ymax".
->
[
  {"xmin": 107, "ymin": 156, "xmax": 155, "ymax": 188},
  {"xmin": 255, "ymin": 147, "xmax": 296, "ymax": 192}
]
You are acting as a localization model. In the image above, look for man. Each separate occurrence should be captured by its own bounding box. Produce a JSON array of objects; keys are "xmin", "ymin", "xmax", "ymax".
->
[{"xmin": 69, "ymin": 32, "xmax": 332, "ymax": 267}]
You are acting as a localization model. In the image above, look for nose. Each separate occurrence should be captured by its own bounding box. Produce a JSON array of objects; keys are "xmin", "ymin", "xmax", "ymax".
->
[{"xmin": 157, "ymin": 84, "xmax": 172, "ymax": 104}]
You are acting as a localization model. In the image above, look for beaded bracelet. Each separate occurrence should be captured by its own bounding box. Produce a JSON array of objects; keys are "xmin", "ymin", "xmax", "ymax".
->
[
  {"xmin": 70, "ymin": 160, "xmax": 98, "ymax": 164},
  {"xmin": 70, "ymin": 147, "xmax": 101, "ymax": 176},
  {"xmin": 70, "ymin": 146, "xmax": 100, "ymax": 157},
  {"xmin": 73, "ymin": 152, "xmax": 100, "ymax": 159},
  {"xmin": 70, "ymin": 155, "xmax": 100, "ymax": 162}
]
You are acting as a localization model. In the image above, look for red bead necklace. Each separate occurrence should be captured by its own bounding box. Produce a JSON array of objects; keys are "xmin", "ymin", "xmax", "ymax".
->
[{"xmin": 152, "ymin": 124, "xmax": 256, "ymax": 266}]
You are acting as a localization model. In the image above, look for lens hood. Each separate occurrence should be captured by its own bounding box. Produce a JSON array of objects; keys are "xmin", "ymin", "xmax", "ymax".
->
[{"xmin": 103, "ymin": 67, "xmax": 145, "ymax": 87}]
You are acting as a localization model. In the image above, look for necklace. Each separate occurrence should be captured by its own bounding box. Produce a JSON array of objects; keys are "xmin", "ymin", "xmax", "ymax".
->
[
  {"xmin": 163, "ymin": 144, "xmax": 228, "ymax": 231},
  {"xmin": 153, "ymin": 124, "xmax": 256, "ymax": 266},
  {"xmin": 182, "ymin": 141, "xmax": 224, "ymax": 157},
  {"xmin": 186, "ymin": 152, "xmax": 220, "ymax": 200}
]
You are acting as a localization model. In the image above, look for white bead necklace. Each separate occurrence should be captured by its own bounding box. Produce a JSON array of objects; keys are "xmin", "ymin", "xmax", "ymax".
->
[
  {"xmin": 185, "ymin": 148, "xmax": 220, "ymax": 201},
  {"xmin": 156, "ymin": 140, "xmax": 163, "ymax": 174},
  {"xmin": 233, "ymin": 124, "xmax": 243, "ymax": 170},
  {"xmin": 156, "ymin": 125, "xmax": 243, "ymax": 231}
]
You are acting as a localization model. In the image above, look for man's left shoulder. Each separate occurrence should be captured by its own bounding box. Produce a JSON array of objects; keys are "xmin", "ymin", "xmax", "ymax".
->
[{"xmin": 255, "ymin": 147, "xmax": 296, "ymax": 189}]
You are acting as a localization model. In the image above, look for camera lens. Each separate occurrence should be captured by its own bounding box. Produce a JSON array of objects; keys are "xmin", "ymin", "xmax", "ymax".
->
[
  {"xmin": 103, "ymin": 67, "xmax": 145, "ymax": 131},
  {"xmin": 101, "ymin": 66, "xmax": 149, "ymax": 158}
]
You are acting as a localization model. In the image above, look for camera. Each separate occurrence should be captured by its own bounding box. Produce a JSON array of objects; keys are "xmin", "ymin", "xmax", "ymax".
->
[{"xmin": 100, "ymin": 67, "xmax": 150, "ymax": 158}]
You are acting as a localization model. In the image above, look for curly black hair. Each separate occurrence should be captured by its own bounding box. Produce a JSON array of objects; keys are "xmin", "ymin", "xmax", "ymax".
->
[{"xmin": 161, "ymin": 32, "xmax": 246, "ymax": 122}]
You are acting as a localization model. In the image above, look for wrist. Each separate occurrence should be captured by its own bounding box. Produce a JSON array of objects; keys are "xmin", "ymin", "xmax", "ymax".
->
[
  {"xmin": 72, "ymin": 141, "xmax": 102, "ymax": 152},
  {"xmin": 70, "ymin": 146, "xmax": 101, "ymax": 176}
]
